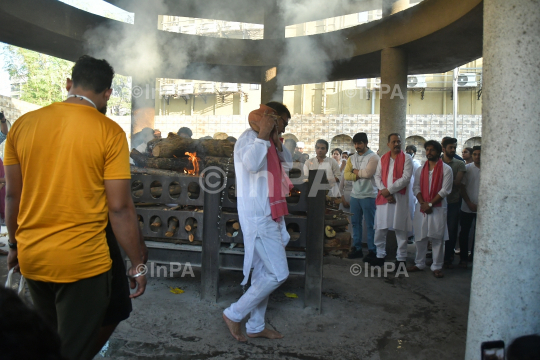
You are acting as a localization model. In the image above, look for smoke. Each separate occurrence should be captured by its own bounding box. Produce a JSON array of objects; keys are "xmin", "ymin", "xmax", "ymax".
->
[{"xmin": 275, "ymin": 0, "xmax": 358, "ymax": 91}]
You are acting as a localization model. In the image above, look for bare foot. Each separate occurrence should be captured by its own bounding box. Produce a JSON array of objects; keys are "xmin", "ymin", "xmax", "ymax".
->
[
  {"xmin": 222, "ymin": 313, "xmax": 247, "ymax": 342},
  {"xmin": 247, "ymin": 328, "xmax": 284, "ymax": 339}
]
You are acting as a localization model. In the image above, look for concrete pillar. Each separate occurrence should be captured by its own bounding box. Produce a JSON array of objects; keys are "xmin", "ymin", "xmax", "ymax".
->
[
  {"xmin": 131, "ymin": 74, "xmax": 157, "ymax": 136},
  {"xmin": 261, "ymin": 1, "xmax": 284, "ymax": 104},
  {"xmin": 378, "ymin": 47, "xmax": 408, "ymax": 153},
  {"xmin": 382, "ymin": 0, "xmax": 410, "ymax": 17},
  {"xmin": 130, "ymin": 8, "xmax": 158, "ymax": 143},
  {"xmin": 465, "ymin": 1, "xmax": 540, "ymax": 358}
]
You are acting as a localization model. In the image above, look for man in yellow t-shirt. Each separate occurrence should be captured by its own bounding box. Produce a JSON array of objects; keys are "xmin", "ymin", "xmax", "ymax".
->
[{"xmin": 4, "ymin": 55, "xmax": 146, "ymax": 360}]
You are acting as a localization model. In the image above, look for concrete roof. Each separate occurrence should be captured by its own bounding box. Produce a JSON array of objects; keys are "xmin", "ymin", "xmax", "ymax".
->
[
  {"xmin": 103, "ymin": 0, "xmax": 383, "ymax": 26},
  {"xmin": 0, "ymin": 0, "xmax": 482, "ymax": 84}
]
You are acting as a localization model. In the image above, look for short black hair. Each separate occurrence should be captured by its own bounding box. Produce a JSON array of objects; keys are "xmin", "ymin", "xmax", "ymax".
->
[
  {"xmin": 226, "ymin": 136, "xmax": 237, "ymax": 143},
  {"xmin": 464, "ymin": 147, "xmax": 474, "ymax": 154},
  {"xmin": 406, "ymin": 144, "xmax": 417, "ymax": 153},
  {"xmin": 265, "ymin": 101, "xmax": 291, "ymax": 119},
  {"xmin": 315, "ymin": 139, "xmax": 329, "ymax": 152},
  {"xmin": 352, "ymin": 132, "xmax": 368, "ymax": 144},
  {"xmin": 472, "ymin": 145, "xmax": 481, "ymax": 152},
  {"xmin": 424, "ymin": 140, "xmax": 443, "ymax": 155},
  {"xmin": 387, "ymin": 133, "xmax": 401, "ymax": 142},
  {"xmin": 442, "ymin": 137, "xmax": 458, "ymax": 148},
  {"xmin": 331, "ymin": 148, "xmax": 342, "ymax": 155},
  {"xmin": 177, "ymin": 127, "xmax": 193, "ymax": 137},
  {"xmin": 508, "ymin": 335, "xmax": 540, "ymax": 360},
  {"xmin": 71, "ymin": 55, "xmax": 114, "ymax": 93}
]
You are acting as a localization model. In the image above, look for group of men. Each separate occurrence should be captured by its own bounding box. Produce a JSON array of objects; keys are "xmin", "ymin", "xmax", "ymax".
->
[{"xmin": 342, "ymin": 133, "xmax": 481, "ymax": 278}]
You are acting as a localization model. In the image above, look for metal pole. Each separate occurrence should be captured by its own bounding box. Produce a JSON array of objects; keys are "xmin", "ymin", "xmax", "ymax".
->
[{"xmin": 453, "ymin": 67, "xmax": 459, "ymax": 138}]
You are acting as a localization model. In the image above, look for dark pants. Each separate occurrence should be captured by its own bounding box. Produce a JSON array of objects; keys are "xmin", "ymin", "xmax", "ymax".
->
[
  {"xmin": 444, "ymin": 202, "xmax": 461, "ymax": 262},
  {"xmin": 458, "ymin": 211, "xmax": 477, "ymax": 262},
  {"xmin": 26, "ymin": 270, "xmax": 112, "ymax": 360}
]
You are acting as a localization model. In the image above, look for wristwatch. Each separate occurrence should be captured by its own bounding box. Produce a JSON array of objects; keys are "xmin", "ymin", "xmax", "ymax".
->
[
  {"xmin": 7, "ymin": 241, "xmax": 17, "ymax": 250},
  {"xmin": 428, "ymin": 203, "xmax": 433, "ymax": 207}
]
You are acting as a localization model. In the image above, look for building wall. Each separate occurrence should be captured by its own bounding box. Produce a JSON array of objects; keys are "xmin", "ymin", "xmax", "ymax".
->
[{"xmin": 153, "ymin": 114, "xmax": 482, "ymax": 160}]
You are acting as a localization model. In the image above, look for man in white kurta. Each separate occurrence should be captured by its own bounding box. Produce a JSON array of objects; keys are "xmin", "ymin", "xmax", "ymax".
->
[
  {"xmin": 408, "ymin": 141, "xmax": 453, "ymax": 278},
  {"xmin": 223, "ymin": 104, "xmax": 292, "ymax": 342},
  {"xmin": 370, "ymin": 134, "xmax": 413, "ymax": 267},
  {"xmin": 303, "ymin": 140, "xmax": 341, "ymax": 196}
]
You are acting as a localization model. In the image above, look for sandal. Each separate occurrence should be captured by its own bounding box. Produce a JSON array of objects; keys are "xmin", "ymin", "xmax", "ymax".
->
[
  {"xmin": 433, "ymin": 270, "xmax": 444, "ymax": 278},
  {"xmin": 406, "ymin": 265, "xmax": 423, "ymax": 272}
]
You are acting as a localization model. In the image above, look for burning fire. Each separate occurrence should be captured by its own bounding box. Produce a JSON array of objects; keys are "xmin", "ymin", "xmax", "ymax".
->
[{"xmin": 184, "ymin": 152, "xmax": 199, "ymax": 176}]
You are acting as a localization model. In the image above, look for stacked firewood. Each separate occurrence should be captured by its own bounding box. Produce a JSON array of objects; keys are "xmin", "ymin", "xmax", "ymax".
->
[
  {"xmin": 324, "ymin": 211, "xmax": 352, "ymax": 257},
  {"xmin": 130, "ymin": 133, "xmax": 235, "ymax": 177}
]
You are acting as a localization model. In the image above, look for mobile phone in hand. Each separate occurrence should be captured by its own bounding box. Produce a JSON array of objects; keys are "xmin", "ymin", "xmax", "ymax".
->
[{"xmin": 482, "ymin": 340, "xmax": 505, "ymax": 360}]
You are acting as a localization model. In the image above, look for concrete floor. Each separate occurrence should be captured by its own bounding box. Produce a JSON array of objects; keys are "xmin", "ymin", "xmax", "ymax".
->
[{"xmin": 1, "ymin": 232, "xmax": 472, "ymax": 360}]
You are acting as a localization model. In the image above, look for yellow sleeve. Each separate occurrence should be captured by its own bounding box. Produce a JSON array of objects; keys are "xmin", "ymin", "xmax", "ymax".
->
[
  {"xmin": 3, "ymin": 129, "xmax": 19, "ymax": 166},
  {"xmin": 104, "ymin": 132, "xmax": 131, "ymax": 180},
  {"xmin": 344, "ymin": 157, "xmax": 356, "ymax": 181}
]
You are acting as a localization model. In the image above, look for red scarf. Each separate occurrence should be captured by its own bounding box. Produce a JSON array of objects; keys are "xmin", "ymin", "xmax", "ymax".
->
[
  {"xmin": 419, "ymin": 159, "xmax": 444, "ymax": 213},
  {"xmin": 268, "ymin": 138, "xmax": 293, "ymax": 221},
  {"xmin": 376, "ymin": 151, "xmax": 407, "ymax": 205}
]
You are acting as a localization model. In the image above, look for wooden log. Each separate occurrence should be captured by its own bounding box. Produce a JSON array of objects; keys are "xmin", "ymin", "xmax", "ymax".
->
[
  {"xmin": 324, "ymin": 219, "xmax": 350, "ymax": 227},
  {"xmin": 131, "ymin": 149, "xmax": 234, "ymax": 177},
  {"xmin": 137, "ymin": 215, "xmax": 144, "ymax": 230},
  {"xmin": 188, "ymin": 230, "xmax": 195, "ymax": 242},
  {"xmin": 151, "ymin": 133, "xmax": 234, "ymax": 158},
  {"xmin": 131, "ymin": 166, "xmax": 184, "ymax": 177},
  {"xmin": 324, "ymin": 214, "xmax": 338, "ymax": 220},
  {"xmin": 132, "ymin": 184, "xmax": 181, "ymax": 198},
  {"xmin": 184, "ymin": 218, "xmax": 198, "ymax": 232},
  {"xmin": 325, "ymin": 226, "xmax": 336, "ymax": 238},
  {"xmin": 151, "ymin": 217, "xmax": 162, "ymax": 228},
  {"xmin": 334, "ymin": 232, "xmax": 352, "ymax": 247},
  {"xmin": 226, "ymin": 222, "xmax": 239, "ymax": 237},
  {"xmin": 288, "ymin": 231, "xmax": 301, "ymax": 242},
  {"xmin": 165, "ymin": 218, "xmax": 179, "ymax": 237},
  {"xmin": 232, "ymin": 222, "xmax": 240, "ymax": 230}
]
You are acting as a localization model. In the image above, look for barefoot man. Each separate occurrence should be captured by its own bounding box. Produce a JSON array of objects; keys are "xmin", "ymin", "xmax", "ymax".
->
[{"xmin": 223, "ymin": 102, "xmax": 293, "ymax": 341}]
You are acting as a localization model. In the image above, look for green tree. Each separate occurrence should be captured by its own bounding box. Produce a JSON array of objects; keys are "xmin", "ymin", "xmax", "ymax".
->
[{"xmin": 2, "ymin": 45, "xmax": 131, "ymax": 115}]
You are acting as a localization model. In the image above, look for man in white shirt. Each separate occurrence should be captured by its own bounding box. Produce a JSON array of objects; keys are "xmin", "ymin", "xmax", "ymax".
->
[
  {"xmin": 369, "ymin": 134, "xmax": 413, "ymax": 267},
  {"xmin": 303, "ymin": 139, "xmax": 341, "ymax": 188},
  {"xmin": 407, "ymin": 140, "xmax": 453, "ymax": 278},
  {"xmin": 223, "ymin": 102, "xmax": 292, "ymax": 342},
  {"xmin": 457, "ymin": 145, "xmax": 481, "ymax": 267}
]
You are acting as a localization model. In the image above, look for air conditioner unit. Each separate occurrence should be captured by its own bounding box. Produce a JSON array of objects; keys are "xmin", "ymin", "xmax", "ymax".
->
[
  {"xmin": 220, "ymin": 83, "xmax": 238, "ymax": 92},
  {"xmin": 160, "ymin": 84, "xmax": 176, "ymax": 96},
  {"xmin": 407, "ymin": 75, "xmax": 427, "ymax": 88},
  {"xmin": 198, "ymin": 82, "xmax": 214, "ymax": 93},
  {"xmin": 458, "ymin": 73, "xmax": 477, "ymax": 87},
  {"xmin": 177, "ymin": 82, "xmax": 194, "ymax": 95},
  {"xmin": 199, "ymin": 23, "xmax": 218, "ymax": 34},
  {"xmin": 356, "ymin": 79, "xmax": 367, "ymax": 88}
]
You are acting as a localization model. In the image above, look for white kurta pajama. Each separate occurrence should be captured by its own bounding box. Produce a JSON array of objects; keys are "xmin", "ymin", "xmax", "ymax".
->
[
  {"xmin": 412, "ymin": 163, "xmax": 453, "ymax": 271},
  {"xmin": 373, "ymin": 154, "xmax": 413, "ymax": 261},
  {"xmin": 223, "ymin": 129, "xmax": 292, "ymax": 334}
]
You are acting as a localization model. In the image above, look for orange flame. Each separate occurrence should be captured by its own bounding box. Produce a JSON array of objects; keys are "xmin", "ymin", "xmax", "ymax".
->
[{"xmin": 184, "ymin": 152, "xmax": 199, "ymax": 176}]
